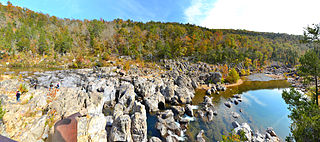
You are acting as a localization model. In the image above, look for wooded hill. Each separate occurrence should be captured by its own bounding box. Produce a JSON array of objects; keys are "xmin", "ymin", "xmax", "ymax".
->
[{"xmin": 0, "ymin": 2, "xmax": 307, "ymax": 68}]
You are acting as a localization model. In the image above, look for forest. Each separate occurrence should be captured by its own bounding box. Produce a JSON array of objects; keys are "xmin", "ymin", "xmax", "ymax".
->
[{"xmin": 0, "ymin": 2, "xmax": 308, "ymax": 68}]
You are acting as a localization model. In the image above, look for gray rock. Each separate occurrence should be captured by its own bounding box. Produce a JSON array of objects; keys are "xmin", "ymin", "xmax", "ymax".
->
[
  {"xmin": 144, "ymin": 91, "xmax": 165, "ymax": 112},
  {"xmin": 206, "ymin": 89, "xmax": 212, "ymax": 95},
  {"xmin": 103, "ymin": 83, "xmax": 116, "ymax": 107},
  {"xmin": 206, "ymin": 72, "xmax": 222, "ymax": 84},
  {"xmin": 131, "ymin": 102, "xmax": 147, "ymax": 142},
  {"xmin": 232, "ymin": 112, "xmax": 240, "ymax": 118},
  {"xmin": 171, "ymin": 106, "xmax": 185, "ymax": 116},
  {"xmin": 87, "ymin": 114, "xmax": 108, "ymax": 141},
  {"xmin": 224, "ymin": 101, "xmax": 231, "ymax": 108},
  {"xmin": 111, "ymin": 115, "xmax": 133, "ymax": 142},
  {"xmin": 149, "ymin": 137, "xmax": 162, "ymax": 142},
  {"xmin": 196, "ymin": 130, "xmax": 206, "ymax": 142},
  {"xmin": 185, "ymin": 104, "xmax": 194, "ymax": 117},
  {"xmin": 232, "ymin": 121, "xmax": 240, "ymax": 128}
]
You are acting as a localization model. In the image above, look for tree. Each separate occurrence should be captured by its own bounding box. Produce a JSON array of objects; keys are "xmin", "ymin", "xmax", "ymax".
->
[
  {"xmin": 226, "ymin": 68, "xmax": 240, "ymax": 83},
  {"xmin": 300, "ymin": 24, "xmax": 320, "ymax": 106},
  {"xmin": 299, "ymin": 50, "xmax": 320, "ymax": 105},
  {"xmin": 282, "ymin": 88, "xmax": 320, "ymax": 141}
]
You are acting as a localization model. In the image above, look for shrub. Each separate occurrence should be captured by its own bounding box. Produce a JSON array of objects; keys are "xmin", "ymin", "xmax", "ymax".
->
[
  {"xmin": 226, "ymin": 68, "xmax": 240, "ymax": 83},
  {"xmin": 240, "ymin": 69, "xmax": 247, "ymax": 76},
  {"xmin": 19, "ymin": 83, "xmax": 28, "ymax": 94},
  {"xmin": 0, "ymin": 100, "xmax": 5, "ymax": 121}
]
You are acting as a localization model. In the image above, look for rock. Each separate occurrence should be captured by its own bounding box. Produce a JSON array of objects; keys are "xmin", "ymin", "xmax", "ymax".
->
[
  {"xmin": 118, "ymin": 83, "xmax": 136, "ymax": 113},
  {"xmin": 224, "ymin": 101, "xmax": 231, "ymax": 108},
  {"xmin": 232, "ymin": 112, "xmax": 240, "ymax": 118},
  {"xmin": 207, "ymin": 109, "xmax": 214, "ymax": 121},
  {"xmin": 87, "ymin": 114, "xmax": 108, "ymax": 142},
  {"xmin": 196, "ymin": 130, "xmax": 206, "ymax": 142},
  {"xmin": 197, "ymin": 110, "xmax": 205, "ymax": 119},
  {"xmin": 156, "ymin": 110, "xmax": 181, "ymax": 138},
  {"xmin": 175, "ymin": 87, "xmax": 194, "ymax": 104},
  {"xmin": 266, "ymin": 127, "xmax": 277, "ymax": 137},
  {"xmin": 216, "ymin": 84, "xmax": 226, "ymax": 91},
  {"xmin": 171, "ymin": 106, "xmax": 185, "ymax": 116},
  {"xmin": 232, "ymin": 121, "xmax": 240, "ymax": 128},
  {"xmin": 103, "ymin": 83, "xmax": 116, "ymax": 107},
  {"xmin": 253, "ymin": 131, "xmax": 264, "ymax": 142},
  {"xmin": 144, "ymin": 91, "xmax": 165, "ymax": 112},
  {"xmin": 206, "ymin": 72, "xmax": 222, "ymax": 84},
  {"xmin": 185, "ymin": 104, "xmax": 194, "ymax": 117},
  {"xmin": 206, "ymin": 89, "xmax": 211, "ymax": 95},
  {"xmin": 175, "ymin": 75, "xmax": 194, "ymax": 91},
  {"xmin": 233, "ymin": 123, "xmax": 253, "ymax": 141},
  {"xmin": 149, "ymin": 137, "xmax": 162, "ymax": 142},
  {"xmin": 111, "ymin": 115, "xmax": 133, "ymax": 142},
  {"xmin": 77, "ymin": 117, "xmax": 88, "ymax": 142},
  {"xmin": 161, "ymin": 82, "xmax": 176, "ymax": 101},
  {"xmin": 21, "ymin": 115, "xmax": 47, "ymax": 141},
  {"xmin": 131, "ymin": 102, "xmax": 147, "ymax": 142},
  {"xmin": 234, "ymin": 99, "xmax": 239, "ymax": 105},
  {"xmin": 203, "ymin": 96, "xmax": 213, "ymax": 106},
  {"xmin": 233, "ymin": 94, "xmax": 241, "ymax": 99}
]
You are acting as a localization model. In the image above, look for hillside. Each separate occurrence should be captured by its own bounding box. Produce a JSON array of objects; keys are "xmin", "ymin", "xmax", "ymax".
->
[{"xmin": 0, "ymin": 2, "xmax": 307, "ymax": 68}]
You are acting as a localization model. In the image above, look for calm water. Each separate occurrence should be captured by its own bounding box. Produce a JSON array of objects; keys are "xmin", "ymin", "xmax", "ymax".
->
[{"xmin": 187, "ymin": 80, "xmax": 291, "ymax": 141}]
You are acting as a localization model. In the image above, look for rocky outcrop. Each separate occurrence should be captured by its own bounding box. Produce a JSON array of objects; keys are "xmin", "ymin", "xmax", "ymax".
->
[
  {"xmin": 196, "ymin": 130, "xmax": 206, "ymax": 142},
  {"xmin": 232, "ymin": 121, "xmax": 281, "ymax": 142},
  {"xmin": 149, "ymin": 137, "xmax": 162, "ymax": 142},
  {"xmin": 111, "ymin": 115, "xmax": 133, "ymax": 142},
  {"xmin": 131, "ymin": 102, "xmax": 147, "ymax": 142},
  {"xmin": 156, "ymin": 110, "xmax": 181, "ymax": 140}
]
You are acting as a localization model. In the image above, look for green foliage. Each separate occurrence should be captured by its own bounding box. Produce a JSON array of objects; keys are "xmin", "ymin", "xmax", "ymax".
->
[
  {"xmin": 19, "ymin": 83, "xmax": 28, "ymax": 94},
  {"xmin": 282, "ymin": 88, "xmax": 320, "ymax": 141},
  {"xmin": 0, "ymin": 3, "xmax": 307, "ymax": 68},
  {"xmin": 0, "ymin": 100, "xmax": 5, "ymax": 121},
  {"xmin": 221, "ymin": 130, "xmax": 247, "ymax": 142},
  {"xmin": 226, "ymin": 68, "xmax": 240, "ymax": 83},
  {"xmin": 240, "ymin": 69, "xmax": 247, "ymax": 76}
]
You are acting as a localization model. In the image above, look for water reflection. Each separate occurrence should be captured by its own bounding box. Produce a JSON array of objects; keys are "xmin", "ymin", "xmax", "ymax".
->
[{"xmin": 188, "ymin": 80, "xmax": 291, "ymax": 141}]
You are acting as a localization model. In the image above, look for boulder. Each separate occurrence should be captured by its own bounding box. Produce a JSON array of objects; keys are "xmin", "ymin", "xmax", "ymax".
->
[
  {"xmin": 171, "ymin": 106, "xmax": 185, "ymax": 116},
  {"xmin": 175, "ymin": 87, "xmax": 194, "ymax": 104},
  {"xmin": 233, "ymin": 123, "xmax": 253, "ymax": 141},
  {"xmin": 21, "ymin": 115, "xmax": 47, "ymax": 141},
  {"xmin": 156, "ymin": 110, "xmax": 180, "ymax": 138},
  {"xmin": 149, "ymin": 137, "xmax": 162, "ymax": 142},
  {"xmin": 111, "ymin": 115, "xmax": 133, "ymax": 142},
  {"xmin": 103, "ymin": 83, "xmax": 116, "ymax": 107},
  {"xmin": 185, "ymin": 104, "xmax": 194, "ymax": 117},
  {"xmin": 206, "ymin": 72, "xmax": 222, "ymax": 84},
  {"xmin": 232, "ymin": 112, "xmax": 240, "ymax": 118},
  {"xmin": 224, "ymin": 101, "xmax": 231, "ymax": 108},
  {"xmin": 118, "ymin": 83, "xmax": 136, "ymax": 113},
  {"xmin": 144, "ymin": 91, "xmax": 165, "ymax": 112},
  {"xmin": 196, "ymin": 130, "xmax": 206, "ymax": 142},
  {"xmin": 87, "ymin": 114, "xmax": 108, "ymax": 142},
  {"xmin": 206, "ymin": 89, "xmax": 211, "ymax": 95},
  {"xmin": 131, "ymin": 102, "xmax": 147, "ymax": 142},
  {"xmin": 232, "ymin": 121, "xmax": 240, "ymax": 128}
]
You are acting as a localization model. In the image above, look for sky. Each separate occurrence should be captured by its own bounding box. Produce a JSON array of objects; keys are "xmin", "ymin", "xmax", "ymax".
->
[{"xmin": 1, "ymin": 0, "xmax": 320, "ymax": 35}]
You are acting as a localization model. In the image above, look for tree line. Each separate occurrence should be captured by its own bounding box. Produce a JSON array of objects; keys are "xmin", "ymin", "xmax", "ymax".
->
[{"xmin": 0, "ymin": 2, "xmax": 308, "ymax": 68}]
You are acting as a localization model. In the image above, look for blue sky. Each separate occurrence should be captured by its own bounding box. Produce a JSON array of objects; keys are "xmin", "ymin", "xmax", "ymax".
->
[
  {"xmin": 0, "ymin": 0, "xmax": 194, "ymax": 23},
  {"xmin": 1, "ymin": 0, "xmax": 320, "ymax": 35}
]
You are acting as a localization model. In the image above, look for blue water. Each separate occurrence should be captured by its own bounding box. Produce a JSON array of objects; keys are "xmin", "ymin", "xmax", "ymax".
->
[
  {"xmin": 188, "ymin": 87, "xmax": 291, "ymax": 141},
  {"xmin": 237, "ymin": 89, "xmax": 291, "ymax": 139}
]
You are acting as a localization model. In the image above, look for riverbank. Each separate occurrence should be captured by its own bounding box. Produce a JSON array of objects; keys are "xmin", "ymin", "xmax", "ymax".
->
[{"xmin": 0, "ymin": 59, "xmax": 287, "ymax": 142}]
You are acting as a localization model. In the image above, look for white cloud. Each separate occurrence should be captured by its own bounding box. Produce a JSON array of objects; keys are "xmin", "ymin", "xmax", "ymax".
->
[
  {"xmin": 185, "ymin": 0, "xmax": 320, "ymax": 35},
  {"xmin": 184, "ymin": 0, "xmax": 214, "ymax": 24}
]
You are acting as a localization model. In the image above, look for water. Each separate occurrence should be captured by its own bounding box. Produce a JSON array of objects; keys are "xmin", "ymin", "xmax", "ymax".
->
[{"xmin": 187, "ymin": 80, "xmax": 291, "ymax": 141}]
